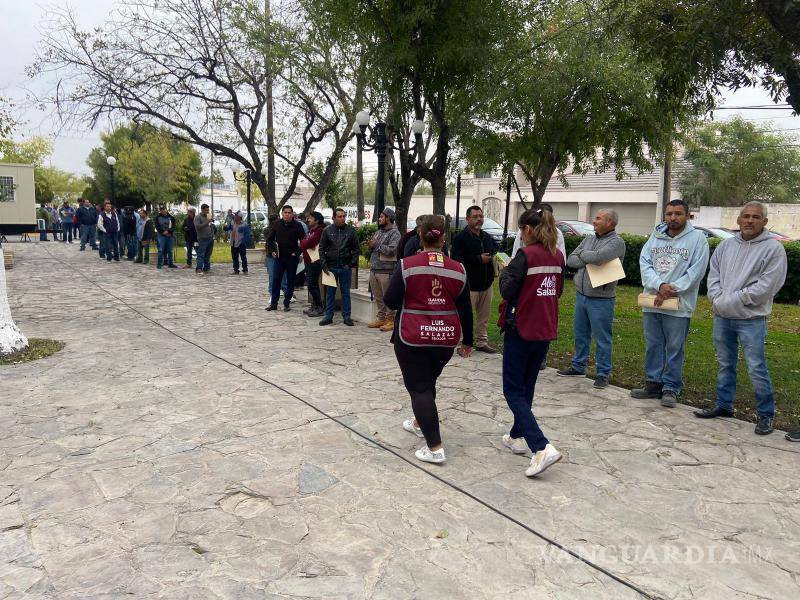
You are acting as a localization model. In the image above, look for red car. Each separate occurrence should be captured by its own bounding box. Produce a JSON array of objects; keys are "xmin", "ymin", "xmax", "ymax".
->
[{"xmin": 556, "ymin": 220, "xmax": 595, "ymax": 238}]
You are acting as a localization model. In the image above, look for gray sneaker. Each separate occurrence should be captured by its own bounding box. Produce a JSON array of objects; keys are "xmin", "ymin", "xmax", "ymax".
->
[
  {"xmin": 593, "ymin": 375, "xmax": 609, "ymax": 389},
  {"xmin": 661, "ymin": 390, "xmax": 677, "ymax": 408}
]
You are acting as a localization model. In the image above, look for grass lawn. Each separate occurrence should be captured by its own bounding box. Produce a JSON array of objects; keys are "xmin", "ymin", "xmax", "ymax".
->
[
  {"xmin": 172, "ymin": 244, "xmax": 268, "ymax": 264},
  {"xmin": 0, "ymin": 339, "xmax": 65, "ymax": 365},
  {"xmin": 486, "ymin": 280, "xmax": 800, "ymax": 430}
]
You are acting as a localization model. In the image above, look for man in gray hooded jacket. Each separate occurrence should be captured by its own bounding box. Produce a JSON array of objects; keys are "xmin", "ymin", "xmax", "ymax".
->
[{"xmin": 695, "ymin": 201, "xmax": 787, "ymax": 435}]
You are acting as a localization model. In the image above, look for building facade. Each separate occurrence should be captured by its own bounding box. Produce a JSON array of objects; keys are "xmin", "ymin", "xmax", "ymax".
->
[{"xmin": 0, "ymin": 163, "xmax": 36, "ymax": 235}]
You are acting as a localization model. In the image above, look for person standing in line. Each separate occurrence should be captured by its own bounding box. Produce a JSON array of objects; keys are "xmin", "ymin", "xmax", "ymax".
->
[
  {"xmin": 265, "ymin": 214, "xmax": 290, "ymax": 304},
  {"xmin": 37, "ymin": 204, "xmax": 51, "ymax": 241},
  {"xmin": 224, "ymin": 212, "xmax": 252, "ymax": 275},
  {"xmin": 300, "ymin": 211, "xmax": 326, "ymax": 317},
  {"xmin": 115, "ymin": 207, "xmax": 126, "ymax": 257},
  {"xmin": 452, "ymin": 205, "xmax": 499, "ymax": 353},
  {"xmin": 121, "ymin": 206, "xmax": 138, "ymax": 260},
  {"xmin": 155, "ymin": 204, "xmax": 177, "ymax": 269},
  {"xmin": 498, "ymin": 208, "xmax": 565, "ymax": 477},
  {"xmin": 556, "ymin": 209, "xmax": 626, "ymax": 388},
  {"xmin": 96, "ymin": 200, "xmax": 120, "ymax": 262},
  {"xmin": 48, "ymin": 204, "xmax": 61, "ymax": 241},
  {"xmin": 318, "ymin": 208, "xmax": 359, "ymax": 325},
  {"xmin": 134, "ymin": 208, "xmax": 155, "ymax": 264},
  {"xmin": 194, "ymin": 203, "xmax": 215, "ymax": 275},
  {"xmin": 384, "ymin": 215, "xmax": 474, "ymax": 464},
  {"xmin": 182, "ymin": 208, "xmax": 198, "ymax": 268},
  {"xmin": 366, "ymin": 207, "xmax": 402, "ymax": 331},
  {"xmin": 76, "ymin": 199, "xmax": 98, "ymax": 250},
  {"xmin": 695, "ymin": 201, "xmax": 787, "ymax": 435},
  {"xmin": 266, "ymin": 205, "xmax": 305, "ymax": 311},
  {"xmin": 631, "ymin": 199, "xmax": 710, "ymax": 407},
  {"xmin": 59, "ymin": 202, "xmax": 75, "ymax": 243}
]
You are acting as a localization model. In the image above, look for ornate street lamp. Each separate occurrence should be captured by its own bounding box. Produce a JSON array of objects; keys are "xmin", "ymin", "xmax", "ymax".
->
[
  {"xmin": 232, "ymin": 165, "xmax": 268, "ymax": 226},
  {"xmin": 353, "ymin": 111, "xmax": 425, "ymax": 222},
  {"xmin": 106, "ymin": 156, "xmax": 117, "ymax": 207}
]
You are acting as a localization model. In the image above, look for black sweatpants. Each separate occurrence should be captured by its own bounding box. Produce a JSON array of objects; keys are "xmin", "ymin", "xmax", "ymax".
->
[{"xmin": 394, "ymin": 342, "xmax": 455, "ymax": 448}]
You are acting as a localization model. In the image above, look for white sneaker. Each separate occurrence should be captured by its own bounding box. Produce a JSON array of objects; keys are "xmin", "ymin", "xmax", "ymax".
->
[
  {"xmin": 402, "ymin": 419, "xmax": 425, "ymax": 438},
  {"xmin": 502, "ymin": 434, "xmax": 528, "ymax": 455},
  {"xmin": 290, "ymin": 296, "xmax": 297, "ymax": 303},
  {"xmin": 525, "ymin": 444, "xmax": 562, "ymax": 477},
  {"xmin": 415, "ymin": 446, "xmax": 446, "ymax": 464}
]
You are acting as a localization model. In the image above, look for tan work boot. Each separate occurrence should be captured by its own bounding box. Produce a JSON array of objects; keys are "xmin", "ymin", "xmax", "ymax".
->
[
  {"xmin": 380, "ymin": 319, "xmax": 394, "ymax": 331},
  {"xmin": 368, "ymin": 318, "xmax": 386, "ymax": 328}
]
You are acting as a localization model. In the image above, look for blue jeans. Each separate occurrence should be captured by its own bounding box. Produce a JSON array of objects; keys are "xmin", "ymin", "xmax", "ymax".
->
[
  {"xmin": 267, "ymin": 256, "xmax": 288, "ymax": 298},
  {"xmin": 502, "ymin": 329, "xmax": 550, "ymax": 452},
  {"xmin": 98, "ymin": 231, "xmax": 105, "ymax": 257},
  {"xmin": 157, "ymin": 234, "xmax": 174, "ymax": 266},
  {"xmin": 571, "ymin": 293, "xmax": 615, "ymax": 377},
  {"xmin": 642, "ymin": 312, "xmax": 691, "ymax": 394},
  {"xmin": 324, "ymin": 266, "xmax": 352, "ymax": 319},
  {"xmin": 101, "ymin": 229, "xmax": 119, "ymax": 260},
  {"xmin": 196, "ymin": 238, "xmax": 214, "ymax": 271},
  {"xmin": 79, "ymin": 225, "xmax": 97, "ymax": 249},
  {"xmin": 713, "ymin": 316, "xmax": 775, "ymax": 417},
  {"xmin": 271, "ymin": 256, "xmax": 299, "ymax": 308},
  {"xmin": 61, "ymin": 222, "xmax": 73, "ymax": 242}
]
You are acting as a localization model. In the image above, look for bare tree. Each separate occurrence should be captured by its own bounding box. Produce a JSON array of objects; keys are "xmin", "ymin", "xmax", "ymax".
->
[{"xmin": 30, "ymin": 0, "xmax": 365, "ymax": 215}]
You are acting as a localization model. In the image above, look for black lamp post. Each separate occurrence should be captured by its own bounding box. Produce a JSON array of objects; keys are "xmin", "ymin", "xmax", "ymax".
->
[
  {"xmin": 353, "ymin": 111, "xmax": 425, "ymax": 223},
  {"xmin": 232, "ymin": 166, "xmax": 267, "ymax": 226},
  {"xmin": 106, "ymin": 156, "xmax": 117, "ymax": 207}
]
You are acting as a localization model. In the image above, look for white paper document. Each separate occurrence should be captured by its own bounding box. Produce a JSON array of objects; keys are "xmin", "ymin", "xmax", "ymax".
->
[
  {"xmin": 321, "ymin": 270, "xmax": 338, "ymax": 288},
  {"xmin": 585, "ymin": 258, "xmax": 625, "ymax": 288}
]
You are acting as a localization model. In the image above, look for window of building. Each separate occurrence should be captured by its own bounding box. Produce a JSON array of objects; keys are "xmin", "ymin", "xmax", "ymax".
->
[{"xmin": 0, "ymin": 176, "xmax": 15, "ymax": 202}]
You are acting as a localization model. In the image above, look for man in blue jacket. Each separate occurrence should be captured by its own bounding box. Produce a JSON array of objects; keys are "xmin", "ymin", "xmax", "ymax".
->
[
  {"xmin": 631, "ymin": 199, "xmax": 710, "ymax": 408},
  {"xmin": 76, "ymin": 199, "xmax": 98, "ymax": 250},
  {"xmin": 695, "ymin": 202, "xmax": 787, "ymax": 435}
]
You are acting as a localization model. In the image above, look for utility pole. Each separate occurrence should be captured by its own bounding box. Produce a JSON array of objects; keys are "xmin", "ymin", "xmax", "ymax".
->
[{"xmin": 265, "ymin": 0, "xmax": 276, "ymax": 214}]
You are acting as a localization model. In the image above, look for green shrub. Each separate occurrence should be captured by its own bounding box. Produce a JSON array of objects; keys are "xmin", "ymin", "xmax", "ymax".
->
[
  {"xmin": 356, "ymin": 223, "xmax": 378, "ymax": 257},
  {"xmin": 563, "ymin": 233, "xmax": 800, "ymax": 304}
]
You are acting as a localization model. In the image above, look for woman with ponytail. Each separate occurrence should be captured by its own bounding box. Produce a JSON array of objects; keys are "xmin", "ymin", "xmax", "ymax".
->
[
  {"xmin": 498, "ymin": 208, "xmax": 565, "ymax": 477},
  {"xmin": 384, "ymin": 215, "xmax": 474, "ymax": 463}
]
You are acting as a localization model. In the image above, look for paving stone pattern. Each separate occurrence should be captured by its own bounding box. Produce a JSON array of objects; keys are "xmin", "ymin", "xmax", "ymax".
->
[{"xmin": 1, "ymin": 243, "xmax": 799, "ymax": 599}]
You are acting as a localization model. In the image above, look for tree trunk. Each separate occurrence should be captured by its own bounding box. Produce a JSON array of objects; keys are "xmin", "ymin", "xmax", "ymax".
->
[{"xmin": 0, "ymin": 247, "xmax": 28, "ymax": 356}]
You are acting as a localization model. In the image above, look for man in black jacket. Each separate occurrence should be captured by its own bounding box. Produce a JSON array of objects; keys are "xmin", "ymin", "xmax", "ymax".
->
[
  {"xmin": 182, "ymin": 208, "xmax": 198, "ymax": 267},
  {"xmin": 318, "ymin": 207, "xmax": 359, "ymax": 326},
  {"xmin": 452, "ymin": 205, "xmax": 499, "ymax": 352},
  {"xmin": 266, "ymin": 205, "xmax": 305, "ymax": 311}
]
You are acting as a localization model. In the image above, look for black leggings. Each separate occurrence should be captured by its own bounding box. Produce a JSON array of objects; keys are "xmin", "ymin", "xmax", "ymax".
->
[
  {"xmin": 394, "ymin": 342, "xmax": 455, "ymax": 448},
  {"xmin": 305, "ymin": 262, "xmax": 323, "ymax": 308}
]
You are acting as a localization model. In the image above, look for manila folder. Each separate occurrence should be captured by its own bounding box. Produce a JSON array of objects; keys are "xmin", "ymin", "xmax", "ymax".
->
[
  {"xmin": 307, "ymin": 246, "xmax": 320, "ymax": 263},
  {"xmin": 321, "ymin": 270, "xmax": 338, "ymax": 288},
  {"xmin": 585, "ymin": 258, "xmax": 625, "ymax": 288}
]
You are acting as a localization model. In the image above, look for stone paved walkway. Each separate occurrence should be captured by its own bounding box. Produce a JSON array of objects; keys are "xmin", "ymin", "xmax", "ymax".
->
[{"xmin": 1, "ymin": 242, "xmax": 799, "ymax": 600}]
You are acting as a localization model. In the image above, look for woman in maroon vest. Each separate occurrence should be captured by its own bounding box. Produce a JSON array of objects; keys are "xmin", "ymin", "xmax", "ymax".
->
[
  {"xmin": 384, "ymin": 215, "xmax": 474, "ymax": 464},
  {"xmin": 498, "ymin": 208, "xmax": 565, "ymax": 477}
]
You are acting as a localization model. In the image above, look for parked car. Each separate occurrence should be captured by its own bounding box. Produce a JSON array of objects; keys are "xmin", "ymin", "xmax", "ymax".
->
[
  {"xmin": 728, "ymin": 228, "xmax": 796, "ymax": 242},
  {"xmin": 556, "ymin": 220, "xmax": 595, "ymax": 238},
  {"xmin": 693, "ymin": 226, "xmax": 736, "ymax": 240}
]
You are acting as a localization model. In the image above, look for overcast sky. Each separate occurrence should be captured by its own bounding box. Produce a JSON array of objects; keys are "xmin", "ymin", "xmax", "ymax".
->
[{"xmin": 2, "ymin": 2, "xmax": 797, "ymax": 179}]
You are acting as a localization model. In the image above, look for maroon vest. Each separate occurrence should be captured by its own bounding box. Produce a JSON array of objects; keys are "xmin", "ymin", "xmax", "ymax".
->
[
  {"xmin": 399, "ymin": 251, "xmax": 467, "ymax": 347},
  {"xmin": 501, "ymin": 244, "xmax": 564, "ymax": 341}
]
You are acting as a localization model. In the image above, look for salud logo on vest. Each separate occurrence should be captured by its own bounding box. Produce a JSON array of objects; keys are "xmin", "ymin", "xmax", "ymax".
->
[
  {"xmin": 428, "ymin": 277, "xmax": 446, "ymax": 304},
  {"xmin": 537, "ymin": 275, "xmax": 557, "ymax": 297}
]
